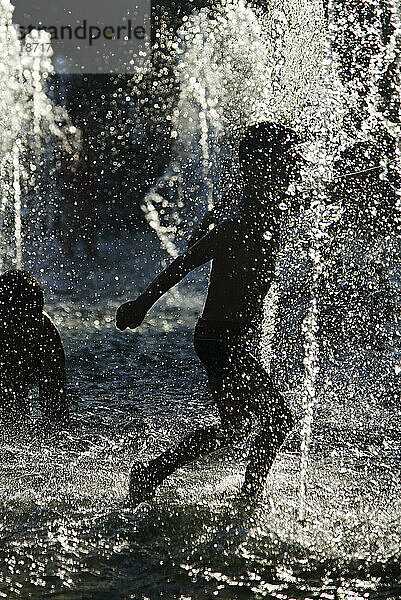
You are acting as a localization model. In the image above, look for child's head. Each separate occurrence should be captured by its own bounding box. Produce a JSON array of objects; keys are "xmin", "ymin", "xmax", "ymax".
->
[
  {"xmin": 239, "ymin": 122, "xmax": 302, "ymax": 191},
  {"xmin": 0, "ymin": 270, "xmax": 44, "ymax": 332}
]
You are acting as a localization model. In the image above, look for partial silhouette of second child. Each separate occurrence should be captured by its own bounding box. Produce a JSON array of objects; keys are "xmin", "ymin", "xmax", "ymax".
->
[{"xmin": 0, "ymin": 270, "xmax": 69, "ymax": 426}]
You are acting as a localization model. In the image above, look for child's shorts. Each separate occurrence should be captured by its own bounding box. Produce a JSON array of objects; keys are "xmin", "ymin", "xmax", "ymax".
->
[
  {"xmin": 194, "ymin": 318, "xmax": 289, "ymax": 422},
  {"xmin": 193, "ymin": 317, "xmax": 254, "ymax": 380}
]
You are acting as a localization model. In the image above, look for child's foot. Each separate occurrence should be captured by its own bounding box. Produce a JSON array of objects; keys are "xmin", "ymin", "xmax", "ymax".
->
[{"xmin": 129, "ymin": 462, "xmax": 161, "ymax": 507}]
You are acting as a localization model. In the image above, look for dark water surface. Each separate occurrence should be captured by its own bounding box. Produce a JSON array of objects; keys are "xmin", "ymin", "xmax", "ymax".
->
[{"xmin": 1, "ymin": 231, "xmax": 401, "ymax": 600}]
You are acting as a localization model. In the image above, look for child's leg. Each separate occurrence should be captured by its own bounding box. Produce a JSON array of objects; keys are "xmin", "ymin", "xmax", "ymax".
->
[
  {"xmin": 239, "ymin": 357, "xmax": 295, "ymax": 497},
  {"xmin": 129, "ymin": 330, "xmax": 255, "ymax": 506},
  {"xmin": 150, "ymin": 376, "xmax": 248, "ymax": 466},
  {"xmin": 129, "ymin": 374, "xmax": 251, "ymax": 505},
  {"xmin": 130, "ymin": 428, "xmax": 225, "ymax": 507},
  {"xmin": 209, "ymin": 373, "xmax": 252, "ymax": 441},
  {"xmin": 40, "ymin": 393, "xmax": 70, "ymax": 427},
  {"xmin": 242, "ymin": 399, "xmax": 294, "ymax": 497}
]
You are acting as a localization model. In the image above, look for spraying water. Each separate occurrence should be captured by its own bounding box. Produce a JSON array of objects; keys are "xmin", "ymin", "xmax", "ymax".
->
[
  {"xmin": 1, "ymin": 0, "xmax": 401, "ymax": 598},
  {"xmin": 143, "ymin": 0, "xmax": 352, "ymax": 513},
  {"xmin": 139, "ymin": 0, "xmax": 401, "ymax": 522},
  {"xmin": 141, "ymin": 0, "xmax": 329, "ymax": 254},
  {"xmin": 0, "ymin": 1, "xmax": 79, "ymax": 270}
]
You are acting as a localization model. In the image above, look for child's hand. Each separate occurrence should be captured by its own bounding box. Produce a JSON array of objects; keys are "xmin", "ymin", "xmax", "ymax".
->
[{"xmin": 116, "ymin": 299, "xmax": 147, "ymax": 331}]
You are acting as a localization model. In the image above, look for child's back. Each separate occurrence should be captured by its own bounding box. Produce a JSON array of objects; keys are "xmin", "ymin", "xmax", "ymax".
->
[{"xmin": 203, "ymin": 202, "xmax": 278, "ymax": 323}]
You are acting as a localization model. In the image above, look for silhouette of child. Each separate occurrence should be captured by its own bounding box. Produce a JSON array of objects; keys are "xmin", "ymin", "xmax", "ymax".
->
[
  {"xmin": 117, "ymin": 122, "xmax": 302, "ymax": 506},
  {"xmin": 0, "ymin": 270, "xmax": 69, "ymax": 426}
]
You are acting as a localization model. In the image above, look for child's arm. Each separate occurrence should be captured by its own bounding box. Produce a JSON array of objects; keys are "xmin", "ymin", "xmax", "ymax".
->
[
  {"xmin": 116, "ymin": 220, "xmax": 233, "ymax": 331},
  {"xmin": 39, "ymin": 315, "xmax": 69, "ymax": 426}
]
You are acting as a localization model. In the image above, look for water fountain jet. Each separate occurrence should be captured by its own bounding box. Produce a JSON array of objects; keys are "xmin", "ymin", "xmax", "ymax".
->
[{"xmin": 0, "ymin": 2, "xmax": 80, "ymax": 271}]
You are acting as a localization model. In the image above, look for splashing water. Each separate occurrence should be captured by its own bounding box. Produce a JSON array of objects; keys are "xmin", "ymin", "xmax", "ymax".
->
[
  {"xmin": 141, "ymin": 0, "xmax": 329, "ymax": 255},
  {"xmin": 140, "ymin": 0, "xmax": 401, "ymax": 542},
  {"xmin": 0, "ymin": 1, "xmax": 79, "ymax": 270},
  {"xmin": 143, "ymin": 0, "xmax": 352, "ymax": 514},
  {"xmin": 142, "ymin": 0, "xmax": 339, "ymax": 248},
  {"xmin": 2, "ymin": 0, "xmax": 401, "ymax": 598}
]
